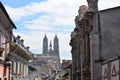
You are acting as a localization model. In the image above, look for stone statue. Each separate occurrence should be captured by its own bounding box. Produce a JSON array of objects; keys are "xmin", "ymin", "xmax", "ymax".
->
[
  {"xmin": 75, "ymin": 5, "xmax": 88, "ymax": 29},
  {"xmin": 71, "ymin": 5, "xmax": 88, "ymax": 39},
  {"xmin": 87, "ymin": 0, "xmax": 98, "ymax": 12},
  {"xmin": 78, "ymin": 5, "xmax": 88, "ymax": 18}
]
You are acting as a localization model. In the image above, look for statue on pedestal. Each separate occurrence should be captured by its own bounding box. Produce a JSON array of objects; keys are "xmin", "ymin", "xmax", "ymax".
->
[
  {"xmin": 75, "ymin": 5, "xmax": 88, "ymax": 29},
  {"xmin": 71, "ymin": 5, "xmax": 88, "ymax": 39}
]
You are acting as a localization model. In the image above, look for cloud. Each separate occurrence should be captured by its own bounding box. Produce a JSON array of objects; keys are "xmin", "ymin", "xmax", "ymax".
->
[
  {"xmin": 5, "ymin": 0, "xmax": 120, "ymax": 21},
  {"xmin": 5, "ymin": 0, "xmax": 87, "ymax": 23}
]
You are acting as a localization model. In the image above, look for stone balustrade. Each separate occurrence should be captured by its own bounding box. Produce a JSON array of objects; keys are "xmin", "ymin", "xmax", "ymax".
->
[{"xmin": 11, "ymin": 35, "xmax": 31, "ymax": 54}]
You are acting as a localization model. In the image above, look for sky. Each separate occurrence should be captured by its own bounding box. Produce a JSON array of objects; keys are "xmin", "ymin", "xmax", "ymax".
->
[{"xmin": 0, "ymin": 0, "xmax": 120, "ymax": 60}]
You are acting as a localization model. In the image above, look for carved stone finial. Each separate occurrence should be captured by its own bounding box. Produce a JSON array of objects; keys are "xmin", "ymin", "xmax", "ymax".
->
[
  {"xmin": 26, "ymin": 46, "xmax": 29, "ymax": 49},
  {"xmin": 74, "ymin": 5, "xmax": 88, "ymax": 30},
  {"xmin": 16, "ymin": 35, "xmax": 21, "ymax": 44},
  {"xmin": 20, "ymin": 39, "xmax": 24, "ymax": 46},
  {"xmin": 87, "ymin": 0, "xmax": 98, "ymax": 12},
  {"xmin": 16, "ymin": 35, "xmax": 21, "ymax": 39},
  {"xmin": 78, "ymin": 5, "xmax": 88, "ymax": 17}
]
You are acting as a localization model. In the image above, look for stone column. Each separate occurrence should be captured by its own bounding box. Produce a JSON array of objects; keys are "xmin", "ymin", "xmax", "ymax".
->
[{"xmin": 13, "ymin": 61, "xmax": 16, "ymax": 74}]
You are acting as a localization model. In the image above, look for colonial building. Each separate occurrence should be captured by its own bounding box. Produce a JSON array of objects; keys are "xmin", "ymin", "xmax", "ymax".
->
[
  {"xmin": 8, "ymin": 35, "xmax": 32, "ymax": 80},
  {"xmin": 70, "ymin": 0, "xmax": 120, "ymax": 80},
  {"xmin": 0, "ymin": 2, "xmax": 33, "ymax": 80},
  {"xmin": 0, "ymin": 2, "xmax": 16, "ymax": 80}
]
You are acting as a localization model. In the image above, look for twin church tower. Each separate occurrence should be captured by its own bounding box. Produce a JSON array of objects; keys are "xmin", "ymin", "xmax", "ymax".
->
[{"xmin": 43, "ymin": 34, "xmax": 59, "ymax": 58}]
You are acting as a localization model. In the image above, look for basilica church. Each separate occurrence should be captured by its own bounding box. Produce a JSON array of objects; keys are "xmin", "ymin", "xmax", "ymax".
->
[{"xmin": 43, "ymin": 34, "xmax": 60, "ymax": 58}]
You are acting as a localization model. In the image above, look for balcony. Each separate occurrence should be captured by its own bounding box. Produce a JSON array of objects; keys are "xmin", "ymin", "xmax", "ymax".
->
[{"xmin": 9, "ymin": 35, "xmax": 32, "ymax": 60}]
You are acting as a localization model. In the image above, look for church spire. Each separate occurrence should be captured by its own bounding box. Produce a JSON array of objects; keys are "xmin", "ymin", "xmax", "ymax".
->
[
  {"xmin": 43, "ymin": 34, "xmax": 48, "ymax": 54},
  {"xmin": 44, "ymin": 33, "xmax": 47, "ymax": 40},
  {"xmin": 54, "ymin": 34, "xmax": 58, "ymax": 40},
  {"xmin": 49, "ymin": 40, "xmax": 52, "ymax": 53},
  {"xmin": 54, "ymin": 34, "xmax": 59, "ymax": 58}
]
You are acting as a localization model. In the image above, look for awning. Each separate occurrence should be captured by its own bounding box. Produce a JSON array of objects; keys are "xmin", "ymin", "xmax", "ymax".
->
[{"xmin": 59, "ymin": 70, "xmax": 69, "ymax": 77}]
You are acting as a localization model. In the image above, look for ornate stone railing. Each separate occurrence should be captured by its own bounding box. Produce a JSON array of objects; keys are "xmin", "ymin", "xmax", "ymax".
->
[{"xmin": 11, "ymin": 35, "xmax": 31, "ymax": 54}]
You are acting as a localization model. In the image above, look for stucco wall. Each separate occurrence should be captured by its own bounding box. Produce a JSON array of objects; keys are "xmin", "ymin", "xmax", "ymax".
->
[
  {"xmin": 92, "ymin": 7, "xmax": 120, "ymax": 80},
  {"xmin": 100, "ymin": 7, "xmax": 120, "ymax": 58}
]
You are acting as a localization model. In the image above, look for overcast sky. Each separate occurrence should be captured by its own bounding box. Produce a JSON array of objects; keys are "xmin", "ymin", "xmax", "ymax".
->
[{"xmin": 1, "ymin": 0, "xmax": 120, "ymax": 60}]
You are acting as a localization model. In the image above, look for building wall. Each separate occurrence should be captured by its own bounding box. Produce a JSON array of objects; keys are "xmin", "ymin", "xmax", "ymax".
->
[
  {"xmin": 11, "ymin": 61, "xmax": 28, "ymax": 80},
  {"xmin": 0, "ymin": 2, "xmax": 15, "ymax": 80},
  {"xmin": 0, "ymin": 65, "xmax": 9, "ymax": 80},
  {"xmin": 100, "ymin": 7, "xmax": 120, "ymax": 58},
  {"xmin": 91, "ymin": 7, "xmax": 120, "ymax": 80}
]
